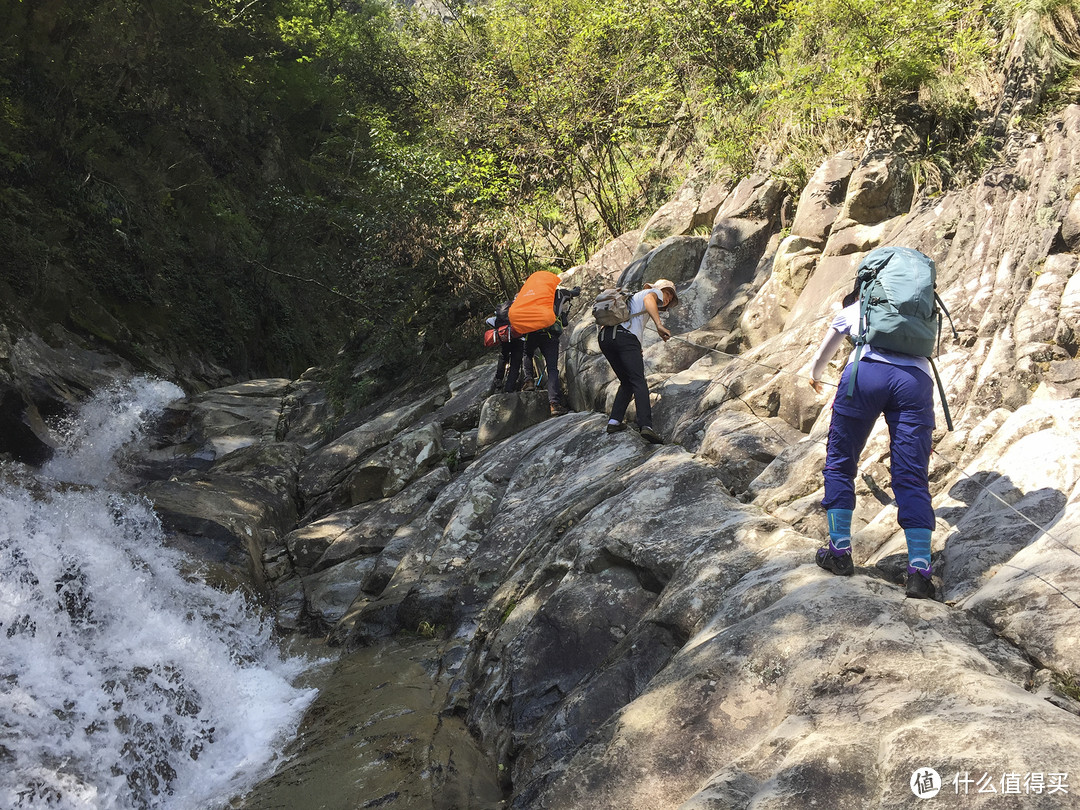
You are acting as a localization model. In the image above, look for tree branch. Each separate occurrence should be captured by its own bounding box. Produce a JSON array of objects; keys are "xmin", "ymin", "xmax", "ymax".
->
[{"xmin": 246, "ymin": 258, "xmax": 362, "ymax": 304}]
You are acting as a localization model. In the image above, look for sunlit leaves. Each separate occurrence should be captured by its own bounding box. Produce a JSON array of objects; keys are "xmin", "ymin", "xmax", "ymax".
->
[{"xmin": 776, "ymin": 0, "xmax": 997, "ymax": 120}]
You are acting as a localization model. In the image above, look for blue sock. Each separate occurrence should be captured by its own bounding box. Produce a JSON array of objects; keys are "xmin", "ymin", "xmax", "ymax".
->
[
  {"xmin": 827, "ymin": 509, "xmax": 853, "ymax": 554},
  {"xmin": 906, "ymin": 528, "xmax": 932, "ymax": 575}
]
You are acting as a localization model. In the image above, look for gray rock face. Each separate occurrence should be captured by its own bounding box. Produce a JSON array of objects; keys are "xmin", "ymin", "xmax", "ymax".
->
[
  {"xmin": 0, "ymin": 326, "xmax": 138, "ymax": 464},
  {"xmin": 617, "ymin": 235, "xmax": 709, "ymax": 290},
  {"xmin": 298, "ymin": 392, "xmax": 441, "ymax": 512},
  {"xmin": 138, "ymin": 441, "xmax": 302, "ymax": 588},
  {"xmin": 477, "ymin": 391, "xmax": 551, "ymax": 446},
  {"xmin": 524, "ymin": 572, "xmax": 1080, "ymax": 810},
  {"xmin": 789, "ymin": 151, "xmax": 857, "ymax": 247},
  {"xmin": 125, "ymin": 99, "xmax": 1080, "ymax": 807}
]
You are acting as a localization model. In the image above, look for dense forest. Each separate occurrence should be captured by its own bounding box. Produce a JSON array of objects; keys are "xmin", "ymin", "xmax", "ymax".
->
[{"xmin": 1, "ymin": 0, "xmax": 1076, "ymax": 404}]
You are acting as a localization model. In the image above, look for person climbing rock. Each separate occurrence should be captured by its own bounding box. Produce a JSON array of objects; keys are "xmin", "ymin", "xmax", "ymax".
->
[
  {"xmin": 507, "ymin": 271, "xmax": 580, "ymax": 415},
  {"xmin": 808, "ymin": 247, "xmax": 943, "ymax": 600},
  {"xmin": 485, "ymin": 301, "xmax": 519, "ymax": 394},
  {"xmin": 483, "ymin": 299, "xmax": 538, "ymax": 395},
  {"xmin": 597, "ymin": 279, "xmax": 678, "ymax": 444}
]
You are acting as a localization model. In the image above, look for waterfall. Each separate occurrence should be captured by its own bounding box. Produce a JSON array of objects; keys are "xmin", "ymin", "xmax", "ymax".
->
[{"xmin": 0, "ymin": 377, "xmax": 317, "ymax": 810}]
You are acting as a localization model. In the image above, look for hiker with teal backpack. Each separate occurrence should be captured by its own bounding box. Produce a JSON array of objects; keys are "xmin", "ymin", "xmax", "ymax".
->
[
  {"xmin": 808, "ymin": 247, "xmax": 955, "ymax": 600},
  {"xmin": 594, "ymin": 279, "xmax": 679, "ymax": 444}
]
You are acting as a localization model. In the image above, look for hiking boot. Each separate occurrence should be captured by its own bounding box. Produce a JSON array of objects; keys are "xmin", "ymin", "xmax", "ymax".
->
[
  {"xmin": 905, "ymin": 569, "xmax": 936, "ymax": 600},
  {"xmin": 639, "ymin": 426, "xmax": 663, "ymax": 444},
  {"xmin": 550, "ymin": 402, "xmax": 569, "ymax": 416},
  {"xmin": 606, "ymin": 422, "xmax": 627, "ymax": 434},
  {"xmin": 522, "ymin": 379, "xmax": 536, "ymax": 392},
  {"xmin": 815, "ymin": 545, "xmax": 854, "ymax": 576}
]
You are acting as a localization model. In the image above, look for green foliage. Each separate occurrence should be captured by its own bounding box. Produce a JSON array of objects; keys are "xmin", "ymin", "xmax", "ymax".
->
[
  {"xmin": 406, "ymin": 0, "xmax": 701, "ymax": 264},
  {"xmin": 0, "ymin": 0, "xmax": 472, "ymax": 383},
  {"xmin": 413, "ymin": 620, "xmax": 444, "ymax": 639},
  {"xmin": 0, "ymin": 0, "xmax": 1070, "ymax": 402},
  {"xmin": 1053, "ymin": 671, "xmax": 1080, "ymax": 703},
  {"xmin": 687, "ymin": 0, "xmax": 1006, "ymax": 194}
]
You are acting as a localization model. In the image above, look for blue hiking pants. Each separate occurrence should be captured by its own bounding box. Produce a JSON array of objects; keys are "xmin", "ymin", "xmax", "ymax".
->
[{"xmin": 822, "ymin": 359, "xmax": 935, "ymax": 530}]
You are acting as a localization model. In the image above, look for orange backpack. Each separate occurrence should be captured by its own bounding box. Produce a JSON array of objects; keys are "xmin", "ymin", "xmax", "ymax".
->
[{"xmin": 508, "ymin": 271, "xmax": 560, "ymax": 335}]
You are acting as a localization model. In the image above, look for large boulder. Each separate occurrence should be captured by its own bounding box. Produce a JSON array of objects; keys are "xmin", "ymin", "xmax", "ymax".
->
[
  {"xmin": 477, "ymin": 392, "xmax": 551, "ymax": 446},
  {"xmin": 141, "ymin": 379, "xmax": 293, "ymax": 478},
  {"xmin": 523, "ymin": 569, "xmax": 1080, "ymax": 810},
  {"xmin": 670, "ymin": 176, "xmax": 785, "ymax": 335},
  {"xmin": 789, "ymin": 150, "xmax": 858, "ymax": 247},
  {"xmin": 138, "ymin": 441, "xmax": 303, "ymax": 588},
  {"xmin": 822, "ymin": 118, "xmax": 919, "ymax": 257},
  {"xmin": 0, "ymin": 382, "xmax": 56, "ymax": 466},
  {"xmin": 8, "ymin": 329, "xmax": 136, "ymax": 415},
  {"xmin": 298, "ymin": 390, "xmax": 443, "ymax": 514},
  {"xmin": 616, "ymin": 235, "xmax": 709, "ymax": 290},
  {"xmin": 0, "ymin": 325, "xmax": 143, "ymax": 465}
]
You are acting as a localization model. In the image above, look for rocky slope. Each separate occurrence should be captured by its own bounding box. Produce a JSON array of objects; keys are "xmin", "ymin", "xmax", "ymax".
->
[
  {"xmin": 89, "ymin": 100, "xmax": 1080, "ymax": 808},
  {"xmin": 6, "ymin": 42, "xmax": 1080, "ymax": 810}
]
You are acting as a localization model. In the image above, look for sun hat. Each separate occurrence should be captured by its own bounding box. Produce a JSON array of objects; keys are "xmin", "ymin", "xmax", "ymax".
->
[{"xmin": 644, "ymin": 278, "xmax": 679, "ymax": 307}]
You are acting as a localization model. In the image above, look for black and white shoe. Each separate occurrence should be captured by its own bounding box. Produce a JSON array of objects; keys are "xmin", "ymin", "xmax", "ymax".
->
[
  {"xmin": 815, "ymin": 546, "xmax": 854, "ymax": 576},
  {"xmin": 905, "ymin": 569, "xmax": 936, "ymax": 600},
  {"xmin": 639, "ymin": 426, "xmax": 663, "ymax": 444}
]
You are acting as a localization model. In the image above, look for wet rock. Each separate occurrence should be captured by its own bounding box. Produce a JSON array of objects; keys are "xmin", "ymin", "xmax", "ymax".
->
[
  {"xmin": 139, "ymin": 442, "xmax": 302, "ymax": 588},
  {"xmin": 9, "ymin": 329, "xmax": 136, "ymax": 415},
  {"xmin": 0, "ymin": 383, "xmax": 56, "ymax": 466},
  {"xmin": 140, "ymin": 379, "xmax": 292, "ymax": 478}
]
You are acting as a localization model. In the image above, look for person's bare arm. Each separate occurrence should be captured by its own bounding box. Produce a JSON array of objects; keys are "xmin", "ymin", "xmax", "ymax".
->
[
  {"xmin": 644, "ymin": 293, "xmax": 670, "ymax": 341},
  {"xmin": 808, "ymin": 327, "xmax": 846, "ymax": 393}
]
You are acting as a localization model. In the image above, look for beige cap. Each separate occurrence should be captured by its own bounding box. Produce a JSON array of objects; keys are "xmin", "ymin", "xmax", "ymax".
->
[{"xmin": 645, "ymin": 278, "xmax": 679, "ymax": 307}]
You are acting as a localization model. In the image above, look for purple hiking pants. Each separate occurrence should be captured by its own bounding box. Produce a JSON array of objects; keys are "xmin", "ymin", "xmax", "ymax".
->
[{"xmin": 822, "ymin": 359, "xmax": 935, "ymax": 530}]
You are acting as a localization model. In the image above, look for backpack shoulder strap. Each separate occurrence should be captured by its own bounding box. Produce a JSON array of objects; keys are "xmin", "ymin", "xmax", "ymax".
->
[
  {"xmin": 935, "ymin": 292, "xmax": 958, "ymax": 340},
  {"xmin": 929, "ymin": 357, "xmax": 953, "ymax": 431},
  {"xmin": 846, "ymin": 284, "xmax": 873, "ymax": 398}
]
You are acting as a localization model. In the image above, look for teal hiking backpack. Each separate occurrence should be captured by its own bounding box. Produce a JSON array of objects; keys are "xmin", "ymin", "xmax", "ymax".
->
[{"xmin": 847, "ymin": 246, "xmax": 958, "ymax": 429}]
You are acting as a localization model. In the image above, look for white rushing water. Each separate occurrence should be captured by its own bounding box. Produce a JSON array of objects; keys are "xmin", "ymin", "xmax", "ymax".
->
[{"xmin": 0, "ymin": 378, "xmax": 317, "ymax": 810}]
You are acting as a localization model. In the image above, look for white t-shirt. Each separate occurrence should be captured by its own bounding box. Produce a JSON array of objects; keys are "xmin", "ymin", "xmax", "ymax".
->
[
  {"xmin": 832, "ymin": 302, "xmax": 932, "ymax": 379},
  {"xmin": 623, "ymin": 289, "xmax": 663, "ymax": 343}
]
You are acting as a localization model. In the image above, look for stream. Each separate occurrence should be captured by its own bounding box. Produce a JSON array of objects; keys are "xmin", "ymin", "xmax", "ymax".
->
[{"xmin": 0, "ymin": 378, "xmax": 503, "ymax": 810}]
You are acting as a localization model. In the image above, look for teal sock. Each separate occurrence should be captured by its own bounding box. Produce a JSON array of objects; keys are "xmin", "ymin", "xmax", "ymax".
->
[
  {"xmin": 827, "ymin": 508, "xmax": 853, "ymax": 554},
  {"xmin": 906, "ymin": 528, "xmax": 932, "ymax": 574}
]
